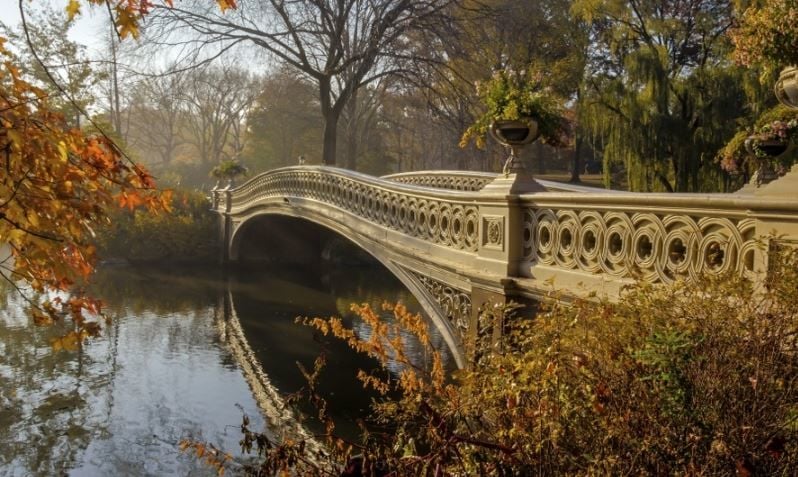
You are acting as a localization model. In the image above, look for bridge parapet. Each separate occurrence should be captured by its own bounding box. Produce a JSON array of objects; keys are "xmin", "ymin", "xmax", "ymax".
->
[
  {"xmin": 518, "ymin": 184, "xmax": 798, "ymax": 294},
  {"xmin": 383, "ymin": 170, "xmax": 611, "ymax": 193},
  {"xmin": 218, "ymin": 166, "xmax": 485, "ymax": 253}
]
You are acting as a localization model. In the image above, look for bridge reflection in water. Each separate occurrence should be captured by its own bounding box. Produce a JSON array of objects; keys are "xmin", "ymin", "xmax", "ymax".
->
[
  {"xmin": 0, "ymin": 257, "xmax": 452, "ymax": 474},
  {"xmin": 218, "ymin": 257, "xmax": 455, "ymax": 443}
]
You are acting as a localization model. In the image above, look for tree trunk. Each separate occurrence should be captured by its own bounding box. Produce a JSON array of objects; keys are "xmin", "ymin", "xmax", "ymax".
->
[
  {"xmin": 345, "ymin": 89, "xmax": 359, "ymax": 170},
  {"xmin": 570, "ymin": 134, "xmax": 583, "ymax": 183},
  {"xmin": 322, "ymin": 115, "xmax": 338, "ymax": 166},
  {"xmin": 109, "ymin": 25, "xmax": 123, "ymax": 138},
  {"xmin": 320, "ymin": 78, "xmax": 339, "ymax": 167}
]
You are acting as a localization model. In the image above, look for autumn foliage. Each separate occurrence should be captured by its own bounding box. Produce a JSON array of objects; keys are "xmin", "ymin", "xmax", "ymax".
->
[
  {"xmin": 0, "ymin": 2, "xmax": 180, "ymax": 339},
  {"xmin": 65, "ymin": 0, "xmax": 238, "ymax": 38}
]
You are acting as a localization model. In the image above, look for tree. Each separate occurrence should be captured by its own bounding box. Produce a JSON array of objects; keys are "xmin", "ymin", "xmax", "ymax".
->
[
  {"xmin": 243, "ymin": 68, "xmax": 323, "ymax": 171},
  {"xmin": 181, "ymin": 64, "xmax": 259, "ymax": 168},
  {"xmin": 1, "ymin": 6, "xmax": 101, "ymax": 128},
  {"xmin": 341, "ymin": 80, "xmax": 389, "ymax": 171},
  {"xmin": 418, "ymin": 0, "xmax": 584, "ymax": 174},
  {"xmin": 125, "ymin": 68, "xmax": 187, "ymax": 169},
  {"xmin": 145, "ymin": 0, "xmax": 455, "ymax": 167},
  {"xmin": 574, "ymin": 0, "xmax": 763, "ymax": 192},
  {"xmin": 0, "ymin": 27, "xmax": 167, "ymax": 336},
  {"xmin": 730, "ymin": 0, "xmax": 798, "ymax": 72},
  {"xmin": 0, "ymin": 0, "xmax": 232, "ymax": 334}
]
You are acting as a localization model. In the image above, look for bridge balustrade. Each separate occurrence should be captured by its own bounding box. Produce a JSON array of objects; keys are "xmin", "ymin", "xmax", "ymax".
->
[{"xmin": 219, "ymin": 167, "xmax": 483, "ymax": 252}]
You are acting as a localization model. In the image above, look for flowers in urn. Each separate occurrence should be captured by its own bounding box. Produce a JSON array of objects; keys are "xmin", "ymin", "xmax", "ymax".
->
[
  {"xmin": 747, "ymin": 119, "xmax": 798, "ymax": 158},
  {"xmin": 460, "ymin": 67, "xmax": 569, "ymax": 150},
  {"xmin": 718, "ymin": 106, "xmax": 798, "ymax": 181},
  {"xmin": 210, "ymin": 159, "xmax": 249, "ymax": 186}
]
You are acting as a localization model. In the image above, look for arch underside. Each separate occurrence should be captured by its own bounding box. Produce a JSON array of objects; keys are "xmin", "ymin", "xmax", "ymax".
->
[{"xmin": 229, "ymin": 202, "xmax": 472, "ymax": 369}]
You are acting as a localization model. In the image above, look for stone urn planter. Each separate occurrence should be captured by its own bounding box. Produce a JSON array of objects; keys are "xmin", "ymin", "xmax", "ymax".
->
[
  {"xmin": 755, "ymin": 139, "xmax": 789, "ymax": 157},
  {"xmin": 776, "ymin": 66, "xmax": 798, "ymax": 110},
  {"xmin": 746, "ymin": 136, "xmax": 789, "ymax": 157},
  {"xmin": 744, "ymin": 136, "xmax": 786, "ymax": 187},
  {"xmin": 489, "ymin": 118, "xmax": 540, "ymax": 175},
  {"xmin": 490, "ymin": 118, "xmax": 539, "ymax": 145}
]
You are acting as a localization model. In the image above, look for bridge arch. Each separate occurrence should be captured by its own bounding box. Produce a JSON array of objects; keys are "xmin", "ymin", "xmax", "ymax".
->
[{"xmin": 229, "ymin": 207, "xmax": 469, "ymax": 368}]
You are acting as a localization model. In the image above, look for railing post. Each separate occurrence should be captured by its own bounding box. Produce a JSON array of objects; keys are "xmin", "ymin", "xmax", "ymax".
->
[
  {"xmin": 467, "ymin": 165, "xmax": 544, "ymax": 349},
  {"xmin": 753, "ymin": 164, "xmax": 798, "ymax": 277}
]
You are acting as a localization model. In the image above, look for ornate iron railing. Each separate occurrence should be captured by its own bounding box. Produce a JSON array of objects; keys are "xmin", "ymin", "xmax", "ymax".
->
[{"xmin": 383, "ymin": 170, "xmax": 611, "ymax": 193}]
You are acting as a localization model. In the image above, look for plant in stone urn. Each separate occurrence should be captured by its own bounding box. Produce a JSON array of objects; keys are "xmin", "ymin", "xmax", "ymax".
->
[
  {"xmin": 460, "ymin": 67, "xmax": 569, "ymax": 175},
  {"xmin": 719, "ymin": 106, "xmax": 798, "ymax": 184},
  {"xmin": 730, "ymin": 0, "xmax": 798, "ymax": 109},
  {"xmin": 210, "ymin": 159, "xmax": 249, "ymax": 186},
  {"xmin": 747, "ymin": 118, "xmax": 798, "ymax": 158}
]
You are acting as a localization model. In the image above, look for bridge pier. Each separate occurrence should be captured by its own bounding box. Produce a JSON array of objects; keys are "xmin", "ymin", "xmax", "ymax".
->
[
  {"xmin": 465, "ymin": 166, "xmax": 548, "ymax": 358},
  {"xmin": 214, "ymin": 185, "xmax": 234, "ymax": 265}
]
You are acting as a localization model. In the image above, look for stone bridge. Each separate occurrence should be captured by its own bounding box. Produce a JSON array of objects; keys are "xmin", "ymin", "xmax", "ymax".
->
[{"xmin": 211, "ymin": 165, "xmax": 798, "ymax": 367}]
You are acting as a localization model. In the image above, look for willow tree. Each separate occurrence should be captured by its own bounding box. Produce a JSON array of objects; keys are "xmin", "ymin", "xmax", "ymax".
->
[{"xmin": 574, "ymin": 0, "xmax": 760, "ymax": 192}]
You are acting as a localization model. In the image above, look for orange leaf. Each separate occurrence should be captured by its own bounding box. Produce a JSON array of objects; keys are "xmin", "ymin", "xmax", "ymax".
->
[{"xmin": 217, "ymin": 0, "xmax": 237, "ymax": 12}]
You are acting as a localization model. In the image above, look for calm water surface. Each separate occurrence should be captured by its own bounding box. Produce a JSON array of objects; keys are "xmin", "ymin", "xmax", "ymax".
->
[{"xmin": 0, "ymin": 263, "xmax": 450, "ymax": 476}]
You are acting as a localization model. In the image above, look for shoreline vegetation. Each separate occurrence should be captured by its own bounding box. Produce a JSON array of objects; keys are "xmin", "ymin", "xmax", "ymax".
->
[{"xmin": 95, "ymin": 189, "xmax": 219, "ymax": 266}]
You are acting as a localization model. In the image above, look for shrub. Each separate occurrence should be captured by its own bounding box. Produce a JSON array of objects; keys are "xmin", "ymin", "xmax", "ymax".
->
[{"xmin": 96, "ymin": 189, "xmax": 218, "ymax": 264}]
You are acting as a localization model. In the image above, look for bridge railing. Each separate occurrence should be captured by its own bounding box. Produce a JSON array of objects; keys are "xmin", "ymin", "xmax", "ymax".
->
[
  {"xmin": 382, "ymin": 170, "xmax": 610, "ymax": 193},
  {"xmin": 214, "ymin": 166, "xmax": 487, "ymax": 253},
  {"xmin": 518, "ymin": 190, "xmax": 798, "ymax": 286},
  {"xmin": 214, "ymin": 165, "xmax": 798, "ymax": 299}
]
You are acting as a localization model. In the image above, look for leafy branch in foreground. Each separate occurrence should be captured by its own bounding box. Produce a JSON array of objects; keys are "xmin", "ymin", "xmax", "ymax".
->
[{"xmin": 0, "ymin": 22, "xmax": 169, "ymax": 344}]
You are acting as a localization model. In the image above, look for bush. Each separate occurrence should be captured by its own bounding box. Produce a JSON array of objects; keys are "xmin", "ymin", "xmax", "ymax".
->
[{"xmin": 96, "ymin": 189, "xmax": 218, "ymax": 264}]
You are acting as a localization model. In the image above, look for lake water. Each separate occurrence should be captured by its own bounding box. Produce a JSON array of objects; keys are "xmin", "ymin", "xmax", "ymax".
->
[{"xmin": 0, "ymin": 263, "xmax": 451, "ymax": 476}]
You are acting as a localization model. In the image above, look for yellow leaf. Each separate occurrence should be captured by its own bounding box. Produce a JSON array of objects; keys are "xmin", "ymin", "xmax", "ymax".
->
[
  {"xmin": 116, "ymin": 7, "xmax": 140, "ymax": 39},
  {"xmin": 217, "ymin": 0, "xmax": 238, "ymax": 12},
  {"xmin": 8, "ymin": 229, "xmax": 26, "ymax": 243},
  {"xmin": 58, "ymin": 141, "xmax": 68, "ymax": 162},
  {"xmin": 66, "ymin": 0, "xmax": 81, "ymax": 21},
  {"xmin": 32, "ymin": 310, "xmax": 53, "ymax": 326},
  {"xmin": 26, "ymin": 210, "xmax": 39, "ymax": 228}
]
